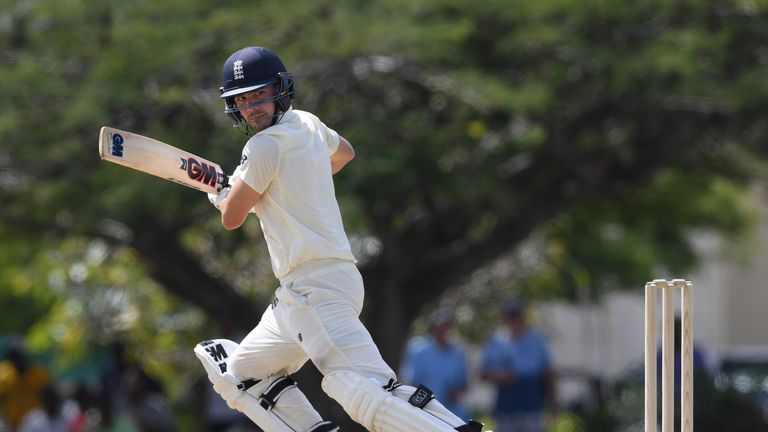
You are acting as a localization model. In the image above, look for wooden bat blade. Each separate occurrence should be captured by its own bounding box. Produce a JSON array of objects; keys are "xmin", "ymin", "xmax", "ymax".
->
[{"xmin": 99, "ymin": 126, "xmax": 228, "ymax": 194}]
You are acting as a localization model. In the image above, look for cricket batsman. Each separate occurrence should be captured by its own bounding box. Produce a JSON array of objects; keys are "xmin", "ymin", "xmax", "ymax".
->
[{"xmin": 194, "ymin": 46, "xmax": 487, "ymax": 432}]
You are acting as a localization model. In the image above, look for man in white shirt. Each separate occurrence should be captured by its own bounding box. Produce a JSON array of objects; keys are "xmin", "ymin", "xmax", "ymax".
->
[{"xmin": 194, "ymin": 46, "xmax": 485, "ymax": 432}]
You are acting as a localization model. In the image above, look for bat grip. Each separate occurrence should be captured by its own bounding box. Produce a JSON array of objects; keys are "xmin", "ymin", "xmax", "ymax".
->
[{"xmin": 215, "ymin": 172, "xmax": 230, "ymax": 193}]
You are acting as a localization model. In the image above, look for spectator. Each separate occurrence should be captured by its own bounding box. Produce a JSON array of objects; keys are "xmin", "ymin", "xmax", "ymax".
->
[
  {"xmin": 98, "ymin": 340, "xmax": 131, "ymax": 428},
  {"xmin": 17, "ymin": 385, "xmax": 70, "ymax": 432},
  {"xmin": 66, "ymin": 383, "xmax": 102, "ymax": 432},
  {"xmin": 400, "ymin": 308, "xmax": 471, "ymax": 420},
  {"xmin": 98, "ymin": 341, "xmax": 172, "ymax": 432},
  {"xmin": 0, "ymin": 337, "xmax": 52, "ymax": 431},
  {"xmin": 480, "ymin": 300, "xmax": 556, "ymax": 432},
  {"xmin": 121, "ymin": 366, "xmax": 175, "ymax": 432}
]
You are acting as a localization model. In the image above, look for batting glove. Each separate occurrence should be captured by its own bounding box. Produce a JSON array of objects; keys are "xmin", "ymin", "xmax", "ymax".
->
[{"xmin": 207, "ymin": 186, "xmax": 231, "ymax": 210}]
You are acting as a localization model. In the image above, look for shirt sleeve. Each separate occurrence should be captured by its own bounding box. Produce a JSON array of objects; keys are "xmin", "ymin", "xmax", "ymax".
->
[
  {"xmin": 238, "ymin": 136, "xmax": 280, "ymax": 194},
  {"xmin": 321, "ymin": 123, "xmax": 340, "ymax": 155}
]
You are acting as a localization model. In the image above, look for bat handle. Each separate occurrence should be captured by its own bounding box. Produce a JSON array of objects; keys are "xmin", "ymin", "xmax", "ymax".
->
[{"xmin": 217, "ymin": 172, "xmax": 230, "ymax": 193}]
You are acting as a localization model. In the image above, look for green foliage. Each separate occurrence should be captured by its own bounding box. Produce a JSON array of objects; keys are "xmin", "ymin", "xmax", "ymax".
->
[
  {"xmin": 527, "ymin": 170, "xmax": 755, "ymax": 299},
  {"xmin": 2, "ymin": 1, "xmax": 768, "ymax": 427}
]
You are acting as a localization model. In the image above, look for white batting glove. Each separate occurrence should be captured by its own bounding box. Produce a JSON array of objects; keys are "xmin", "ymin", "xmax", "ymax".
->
[{"xmin": 207, "ymin": 186, "xmax": 231, "ymax": 210}]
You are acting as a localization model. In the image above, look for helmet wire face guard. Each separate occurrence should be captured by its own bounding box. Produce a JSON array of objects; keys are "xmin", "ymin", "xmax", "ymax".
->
[{"xmin": 220, "ymin": 47, "xmax": 295, "ymax": 136}]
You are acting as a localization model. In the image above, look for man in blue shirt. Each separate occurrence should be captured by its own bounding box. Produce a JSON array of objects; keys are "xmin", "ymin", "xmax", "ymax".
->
[
  {"xmin": 480, "ymin": 300, "xmax": 555, "ymax": 432},
  {"xmin": 400, "ymin": 309, "xmax": 471, "ymax": 421}
]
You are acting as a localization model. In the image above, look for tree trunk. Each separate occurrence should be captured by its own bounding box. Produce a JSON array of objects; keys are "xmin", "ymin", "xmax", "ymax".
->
[{"xmin": 129, "ymin": 220, "xmax": 258, "ymax": 330}]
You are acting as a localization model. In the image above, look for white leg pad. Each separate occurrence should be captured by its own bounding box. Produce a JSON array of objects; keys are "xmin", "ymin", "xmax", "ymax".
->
[
  {"xmin": 322, "ymin": 370, "xmax": 458, "ymax": 431},
  {"xmin": 195, "ymin": 339, "xmax": 336, "ymax": 432},
  {"xmin": 194, "ymin": 339, "xmax": 246, "ymax": 407},
  {"xmin": 390, "ymin": 383, "xmax": 465, "ymax": 426}
]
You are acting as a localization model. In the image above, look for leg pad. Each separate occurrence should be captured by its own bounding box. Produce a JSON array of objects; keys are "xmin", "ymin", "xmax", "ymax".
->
[
  {"xmin": 322, "ymin": 370, "xmax": 459, "ymax": 431},
  {"xmin": 195, "ymin": 339, "xmax": 335, "ymax": 432}
]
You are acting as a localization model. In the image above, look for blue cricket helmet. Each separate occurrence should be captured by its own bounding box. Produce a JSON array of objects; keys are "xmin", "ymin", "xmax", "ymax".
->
[{"xmin": 220, "ymin": 46, "xmax": 294, "ymax": 133}]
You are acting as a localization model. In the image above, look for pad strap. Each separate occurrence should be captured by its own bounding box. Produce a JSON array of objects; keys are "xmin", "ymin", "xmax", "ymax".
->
[
  {"xmin": 455, "ymin": 420, "xmax": 484, "ymax": 432},
  {"xmin": 394, "ymin": 381, "xmax": 485, "ymax": 431},
  {"xmin": 258, "ymin": 376, "xmax": 297, "ymax": 410},
  {"xmin": 407, "ymin": 384, "xmax": 435, "ymax": 409},
  {"xmin": 382, "ymin": 378, "xmax": 402, "ymax": 392},
  {"xmin": 308, "ymin": 420, "xmax": 340, "ymax": 432}
]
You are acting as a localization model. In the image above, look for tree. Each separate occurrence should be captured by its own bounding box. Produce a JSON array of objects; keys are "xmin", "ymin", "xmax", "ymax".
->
[{"xmin": 1, "ymin": 0, "xmax": 766, "ymax": 428}]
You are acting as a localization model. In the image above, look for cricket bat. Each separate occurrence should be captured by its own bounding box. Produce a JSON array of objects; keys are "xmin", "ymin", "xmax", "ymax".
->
[{"xmin": 99, "ymin": 126, "xmax": 229, "ymax": 194}]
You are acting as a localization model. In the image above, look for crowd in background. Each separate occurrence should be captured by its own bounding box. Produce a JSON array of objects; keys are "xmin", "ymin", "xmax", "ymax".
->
[
  {"xmin": 4, "ymin": 297, "xmax": 755, "ymax": 432},
  {"xmin": 0, "ymin": 300, "xmax": 557, "ymax": 432},
  {"xmin": 0, "ymin": 339, "xmax": 177, "ymax": 432},
  {"xmin": 401, "ymin": 300, "xmax": 556, "ymax": 432}
]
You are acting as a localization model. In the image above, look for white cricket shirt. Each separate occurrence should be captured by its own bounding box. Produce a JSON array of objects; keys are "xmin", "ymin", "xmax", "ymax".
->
[{"xmin": 235, "ymin": 109, "xmax": 356, "ymax": 279}]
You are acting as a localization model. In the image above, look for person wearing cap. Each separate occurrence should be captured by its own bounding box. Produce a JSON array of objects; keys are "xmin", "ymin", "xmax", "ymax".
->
[
  {"xmin": 479, "ymin": 300, "xmax": 556, "ymax": 432},
  {"xmin": 400, "ymin": 308, "xmax": 471, "ymax": 421}
]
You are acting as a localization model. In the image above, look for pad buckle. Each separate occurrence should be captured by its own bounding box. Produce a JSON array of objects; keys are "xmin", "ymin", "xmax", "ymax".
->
[{"xmin": 237, "ymin": 378, "xmax": 260, "ymax": 391}]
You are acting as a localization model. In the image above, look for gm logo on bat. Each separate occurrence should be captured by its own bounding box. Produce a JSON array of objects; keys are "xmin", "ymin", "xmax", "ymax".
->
[
  {"xmin": 179, "ymin": 157, "xmax": 227, "ymax": 191},
  {"xmin": 111, "ymin": 134, "xmax": 124, "ymax": 157}
]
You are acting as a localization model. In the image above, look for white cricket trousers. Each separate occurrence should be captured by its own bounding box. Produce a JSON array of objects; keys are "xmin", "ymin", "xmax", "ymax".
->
[{"xmin": 228, "ymin": 259, "xmax": 396, "ymax": 384}]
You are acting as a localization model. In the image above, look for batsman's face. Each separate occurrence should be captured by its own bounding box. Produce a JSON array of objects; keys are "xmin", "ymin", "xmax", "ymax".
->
[{"xmin": 234, "ymin": 86, "xmax": 277, "ymax": 133}]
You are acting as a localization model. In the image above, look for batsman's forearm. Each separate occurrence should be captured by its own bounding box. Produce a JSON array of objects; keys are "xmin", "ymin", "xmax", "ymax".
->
[
  {"xmin": 331, "ymin": 159, "xmax": 350, "ymax": 174},
  {"xmin": 219, "ymin": 178, "xmax": 263, "ymax": 230}
]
